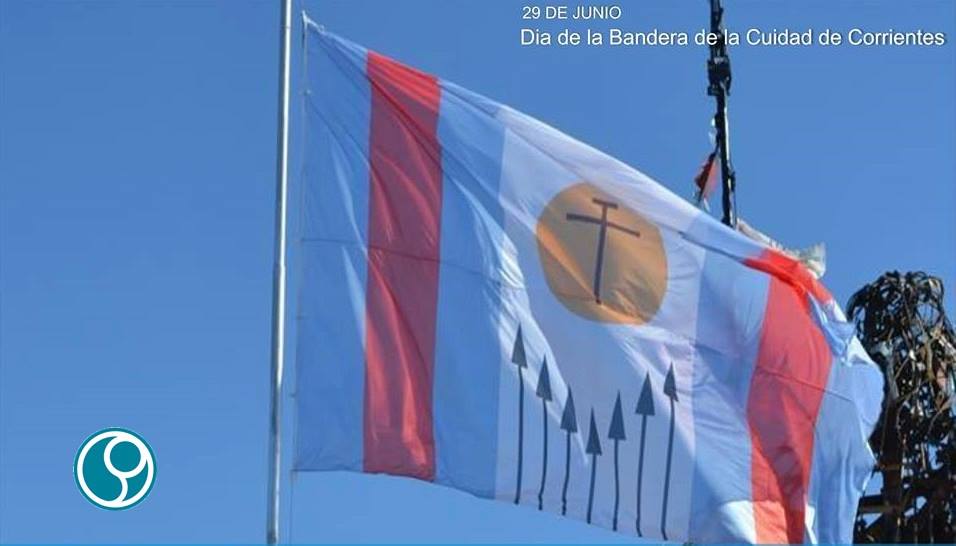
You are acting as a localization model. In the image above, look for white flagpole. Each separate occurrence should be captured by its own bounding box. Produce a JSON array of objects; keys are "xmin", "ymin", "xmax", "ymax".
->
[{"xmin": 267, "ymin": 0, "xmax": 292, "ymax": 543}]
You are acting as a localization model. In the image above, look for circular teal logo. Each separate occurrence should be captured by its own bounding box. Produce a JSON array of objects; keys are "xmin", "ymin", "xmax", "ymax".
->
[{"xmin": 74, "ymin": 428, "xmax": 155, "ymax": 510}]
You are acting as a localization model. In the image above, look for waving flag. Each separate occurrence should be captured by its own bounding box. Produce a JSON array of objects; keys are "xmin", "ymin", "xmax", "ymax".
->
[
  {"xmin": 294, "ymin": 18, "xmax": 883, "ymax": 544},
  {"xmin": 694, "ymin": 147, "xmax": 719, "ymax": 205},
  {"xmin": 737, "ymin": 218, "xmax": 827, "ymax": 279}
]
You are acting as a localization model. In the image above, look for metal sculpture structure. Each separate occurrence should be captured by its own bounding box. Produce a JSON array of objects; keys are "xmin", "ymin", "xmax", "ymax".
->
[{"xmin": 848, "ymin": 271, "xmax": 956, "ymax": 542}]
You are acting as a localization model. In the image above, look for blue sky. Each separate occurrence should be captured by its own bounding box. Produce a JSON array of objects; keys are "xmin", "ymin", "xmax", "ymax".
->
[{"xmin": 1, "ymin": 0, "xmax": 953, "ymax": 543}]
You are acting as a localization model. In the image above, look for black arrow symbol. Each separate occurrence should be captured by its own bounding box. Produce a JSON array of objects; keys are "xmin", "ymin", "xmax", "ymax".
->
[
  {"xmin": 634, "ymin": 372, "xmax": 655, "ymax": 537},
  {"xmin": 608, "ymin": 391, "xmax": 627, "ymax": 531},
  {"xmin": 660, "ymin": 364, "xmax": 679, "ymax": 541},
  {"xmin": 559, "ymin": 388, "xmax": 577, "ymax": 516},
  {"xmin": 512, "ymin": 325, "xmax": 528, "ymax": 505},
  {"xmin": 585, "ymin": 408, "xmax": 602, "ymax": 525},
  {"xmin": 535, "ymin": 357, "xmax": 552, "ymax": 511}
]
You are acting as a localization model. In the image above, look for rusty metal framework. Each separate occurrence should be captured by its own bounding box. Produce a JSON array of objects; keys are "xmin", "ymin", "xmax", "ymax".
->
[{"xmin": 848, "ymin": 271, "xmax": 956, "ymax": 542}]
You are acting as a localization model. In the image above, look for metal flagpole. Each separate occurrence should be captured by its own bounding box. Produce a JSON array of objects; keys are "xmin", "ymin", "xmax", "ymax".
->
[
  {"xmin": 706, "ymin": 0, "xmax": 737, "ymax": 228},
  {"xmin": 266, "ymin": 0, "xmax": 292, "ymax": 543}
]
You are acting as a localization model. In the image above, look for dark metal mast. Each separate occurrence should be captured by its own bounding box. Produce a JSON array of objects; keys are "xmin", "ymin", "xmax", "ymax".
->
[{"xmin": 707, "ymin": 0, "xmax": 737, "ymax": 228}]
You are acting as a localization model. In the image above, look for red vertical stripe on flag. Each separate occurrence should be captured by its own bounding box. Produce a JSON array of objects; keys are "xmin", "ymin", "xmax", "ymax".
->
[
  {"xmin": 745, "ymin": 250, "xmax": 832, "ymax": 543},
  {"xmin": 363, "ymin": 52, "xmax": 442, "ymax": 480}
]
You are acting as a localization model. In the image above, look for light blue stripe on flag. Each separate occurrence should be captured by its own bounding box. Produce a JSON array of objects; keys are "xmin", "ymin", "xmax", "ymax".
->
[
  {"xmin": 294, "ymin": 26, "xmax": 370, "ymax": 471},
  {"xmin": 689, "ymin": 248, "xmax": 767, "ymax": 542},
  {"xmin": 432, "ymin": 81, "xmax": 507, "ymax": 497},
  {"xmin": 805, "ymin": 339, "xmax": 880, "ymax": 543}
]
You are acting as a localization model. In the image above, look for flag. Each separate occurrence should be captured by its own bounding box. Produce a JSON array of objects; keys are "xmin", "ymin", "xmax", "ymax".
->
[
  {"xmin": 737, "ymin": 218, "xmax": 827, "ymax": 279},
  {"xmin": 294, "ymin": 18, "xmax": 883, "ymax": 544},
  {"xmin": 694, "ymin": 148, "xmax": 719, "ymax": 205}
]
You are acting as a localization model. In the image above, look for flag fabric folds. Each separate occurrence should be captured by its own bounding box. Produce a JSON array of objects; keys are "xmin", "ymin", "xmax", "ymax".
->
[
  {"xmin": 694, "ymin": 148, "xmax": 719, "ymax": 204},
  {"xmin": 737, "ymin": 218, "xmax": 827, "ymax": 280},
  {"xmin": 294, "ymin": 17, "xmax": 883, "ymax": 544}
]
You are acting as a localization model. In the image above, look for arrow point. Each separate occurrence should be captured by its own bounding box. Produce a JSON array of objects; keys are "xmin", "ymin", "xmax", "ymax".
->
[
  {"xmin": 560, "ymin": 389, "xmax": 578, "ymax": 432},
  {"xmin": 636, "ymin": 372, "xmax": 656, "ymax": 416},
  {"xmin": 511, "ymin": 326, "xmax": 527, "ymax": 368},
  {"xmin": 608, "ymin": 391, "xmax": 626, "ymax": 440},
  {"xmin": 535, "ymin": 357, "xmax": 552, "ymax": 401},
  {"xmin": 664, "ymin": 364, "xmax": 679, "ymax": 401},
  {"xmin": 586, "ymin": 409, "xmax": 602, "ymax": 455}
]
